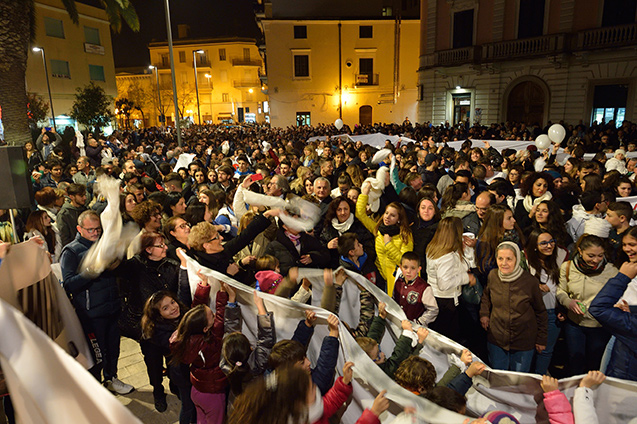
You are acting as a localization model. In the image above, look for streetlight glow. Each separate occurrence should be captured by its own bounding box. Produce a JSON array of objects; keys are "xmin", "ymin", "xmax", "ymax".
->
[
  {"xmin": 32, "ymin": 47, "xmax": 42, "ymax": 52},
  {"xmin": 248, "ymin": 88, "xmax": 254, "ymax": 93},
  {"xmin": 32, "ymin": 46, "xmax": 55, "ymax": 129}
]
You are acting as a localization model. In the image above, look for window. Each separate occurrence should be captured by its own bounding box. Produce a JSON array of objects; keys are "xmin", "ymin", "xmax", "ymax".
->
[
  {"xmin": 222, "ymin": 93, "xmax": 230, "ymax": 102},
  {"xmin": 357, "ymin": 58, "xmax": 376, "ymax": 85},
  {"xmin": 518, "ymin": 0, "xmax": 545, "ymax": 38},
  {"xmin": 50, "ymin": 59, "xmax": 70, "ymax": 78},
  {"xmin": 296, "ymin": 112, "xmax": 311, "ymax": 126},
  {"xmin": 84, "ymin": 26, "xmax": 100, "ymax": 45},
  {"xmin": 44, "ymin": 17, "xmax": 64, "ymax": 38},
  {"xmin": 294, "ymin": 25, "xmax": 307, "ymax": 39},
  {"xmin": 417, "ymin": 84, "xmax": 424, "ymax": 101},
  {"xmin": 591, "ymin": 84, "xmax": 628, "ymax": 126},
  {"xmin": 382, "ymin": 7, "xmax": 393, "ymax": 16},
  {"xmin": 602, "ymin": 0, "xmax": 637, "ymax": 27},
  {"xmin": 293, "ymin": 55, "xmax": 309, "ymax": 78},
  {"xmin": 243, "ymin": 48, "xmax": 250, "ymax": 61},
  {"xmin": 453, "ymin": 9, "xmax": 474, "ymax": 48},
  {"xmin": 179, "ymin": 51, "xmax": 186, "ymax": 63},
  {"xmin": 89, "ymin": 64, "xmax": 105, "ymax": 81},
  {"xmin": 219, "ymin": 48, "xmax": 226, "ymax": 61},
  {"xmin": 359, "ymin": 26, "xmax": 373, "ymax": 38},
  {"xmin": 161, "ymin": 54, "xmax": 170, "ymax": 67}
]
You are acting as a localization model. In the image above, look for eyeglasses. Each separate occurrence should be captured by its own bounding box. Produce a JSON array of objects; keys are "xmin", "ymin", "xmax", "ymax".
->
[
  {"xmin": 206, "ymin": 234, "xmax": 221, "ymax": 243},
  {"xmin": 152, "ymin": 243, "xmax": 167, "ymax": 249},
  {"xmin": 538, "ymin": 239, "xmax": 556, "ymax": 247},
  {"xmin": 81, "ymin": 226, "xmax": 102, "ymax": 234}
]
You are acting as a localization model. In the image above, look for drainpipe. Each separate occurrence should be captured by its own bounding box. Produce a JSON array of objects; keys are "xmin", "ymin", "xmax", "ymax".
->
[{"xmin": 338, "ymin": 22, "xmax": 343, "ymax": 119}]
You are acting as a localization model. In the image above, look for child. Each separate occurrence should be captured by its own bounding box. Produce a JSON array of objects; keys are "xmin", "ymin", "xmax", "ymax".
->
[
  {"xmin": 257, "ymin": 255, "xmax": 312, "ymax": 303},
  {"xmin": 605, "ymin": 201, "xmax": 632, "ymax": 265},
  {"xmin": 338, "ymin": 232, "xmax": 386, "ymax": 291},
  {"xmin": 425, "ymin": 386, "xmax": 467, "ymax": 415},
  {"xmin": 170, "ymin": 274, "xmax": 234, "ymax": 424},
  {"xmin": 540, "ymin": 375, "xmax": 574, "ymax": 424},
  {"xmin": 394, "ymin": 350, "xmax": 485, "ymax": 397},
  {"xmin": 356, "ymin": 302, "xmax": 428, "ymax": 378},
  {"xmin": 268, "ymin": 311, "xmax": 340, "ymax": 396},
  {"xmin": 393, "ymin": 252, "xmax": 439, "ymax": 325}
]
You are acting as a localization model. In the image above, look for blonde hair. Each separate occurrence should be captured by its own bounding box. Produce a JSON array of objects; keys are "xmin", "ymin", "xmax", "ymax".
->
[
  {"xmin": 238, "ymin": 211, "xmax": 256, "ymax": 233},
  {"xmin": 426, "ymin": 216, "xmax": 464, "ymax": 260},
  {"xmin": 355, "ymin": 337, "xmax": 378, "ymax": 356},
  {"xmin": 188, "ymin": 221, "xmax": 216, "ymax": 251}
]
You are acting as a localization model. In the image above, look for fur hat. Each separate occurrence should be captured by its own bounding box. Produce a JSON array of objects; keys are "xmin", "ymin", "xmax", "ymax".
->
[{"xmin": 615, "ymin": 149, "xmax": 626, "ymax": 158}]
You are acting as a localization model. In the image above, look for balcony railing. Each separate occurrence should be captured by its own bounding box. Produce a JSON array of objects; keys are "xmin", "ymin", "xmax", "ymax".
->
[
  {"xmin": 195, "ymin": 59, "xmax": 211, "ymax": 67},
  {"xmin": 355, "ymin": 73, "xmax": 379, "ymax": 86},
  {"xmin": 155, "ymin": 62, "xmax": 171, "ymax": 69},
  {"xmin": 233, "ymin": 79, "xmax": 261, "ymax": 88},
  {"xmin": 437, "ymin": 46, "xmax": 478, "ymax": 66},
  {"xmin": 232, "ymin": 58, "xmax": 263, "ymax": 67},
  {"xmin": 484, "ymin": 34, "xmax": 564, "ymax": 60},
  {"xmin": 576, "ymin": 23, "xmax": 637, "ymax": 50}
]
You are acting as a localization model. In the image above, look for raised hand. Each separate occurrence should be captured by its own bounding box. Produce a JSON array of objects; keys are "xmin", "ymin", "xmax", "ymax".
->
[
  {"xmin": 304, "ymin": 310, "xmax": 317, "ymax": 327},
  {"xmin": 327, "ymin": 314, "xmax": 340, "ymax": 337},
  {"xmin": 541, "ymin": 375, "xmax": 559, "ymax": 393},
  {"xmin": 342, "ymin": 361, "xmax": 354, "ymax": 385},
  {"xmin": 370, "ymin": 390, "xmax": 390, "ymax": 418},
  {"xmin": 378, "ymin": 302, "xmax": 387, "ymax": 319}
]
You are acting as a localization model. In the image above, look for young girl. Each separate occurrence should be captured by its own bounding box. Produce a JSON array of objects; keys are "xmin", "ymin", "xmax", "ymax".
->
[
  {"xmin": 357, "ymin": 181, "xmax": 413, "ymax": 295},
  {"xmin": 440, "ymin": 183, "xmax": 474, "ymax": 220},
  {"xmin": 426, "ymin": 216, "xmax": 475, "ymax": 342},
  {"xmin": 170, "ymin": 273, "xmax": 235, "ymax": 424},
  {"xmin": 24, "ymin": 210, "xmax": 60, "ymax": 262},
  {"xmin": 527, "ymin": 200, "xmax": 572, "ymax": 249},
  {"xmin": 514, "ymin": 172, "xmax": 554, "ymax": 231}
]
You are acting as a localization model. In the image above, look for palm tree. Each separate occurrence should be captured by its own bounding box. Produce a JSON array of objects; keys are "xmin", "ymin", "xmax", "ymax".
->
[{"xmin": 0, "ymin": 0, "xmax": 139, "ymax": 146}]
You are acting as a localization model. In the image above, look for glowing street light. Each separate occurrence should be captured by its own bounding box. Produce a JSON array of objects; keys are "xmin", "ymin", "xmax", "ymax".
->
[{"xmin": 32, "ymin": 47, "xmax": 56, "ymax": 129}]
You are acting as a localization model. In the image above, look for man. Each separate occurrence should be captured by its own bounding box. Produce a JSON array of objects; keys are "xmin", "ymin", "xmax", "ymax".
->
[
  {"xmin": 266, "ymin": 174, "xmax": 290, "ymax": 198},
  {"xmin": 333, "ymin": 150, "xmax": 346, "ymax": 178},
  {"xmin": 163, "ymin": 172, "xmax": 184, "ymax": 193},
  {"xmin": 212, "ymin": 165, "xmax": 236, "ymax": 193},
  {"xmin": 279, "ymin": 159, "xmax": 295, "ymax": 182},
  {"xmin": 73, "ymin": 157, "xmax": 96, "ymax": 198},
  {"xmin": 567, "ymin": 191, "xmax": 609, "ymax": 243},
  {"xmin": 437, "ymin": 157, "xmax": 470, "ymax": 196},
  {"xmin": 462, "ymin": 192, "xmax": 494, "ymax": 235},
  {"xmin": 57, "ymin": 183, "xmax": 88, "ymax": 247},
  {"xmin": 318, "ymin": 158, "xmax": 336, "ymax": 188},
  {"xmin": 33, "ymin": 159, "xmax": 70, "ymax": 191},
  {"xmin": 314, "ymin": 177, "xmax": 333, "ymax": 217},
  {"xmin": 421, "ymin": 153, "xmax": 442, "ymax": 186},
  {"xmin": 60, "ymin": 211, "xmax": 134, "ymax": 395},
  {"xmin": 36, "ymin": 127, "xmax": 62, "ymax": 160},
  {"xmin": 233, "ymin": 155, "xmax": 253, "ymax": 179}
]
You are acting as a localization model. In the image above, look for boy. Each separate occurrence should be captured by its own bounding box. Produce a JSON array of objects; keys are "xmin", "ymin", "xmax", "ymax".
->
[
  {"xmin": 606, "ymin": 201, "xmax": 633, "ymax": 265},
  {"xmin": 393, "ymin": 252, "xmax": 439, "ymax": 326},
  {"xmin": 338, "ymin": 233, "xmax": 386, "ymax": 291}
]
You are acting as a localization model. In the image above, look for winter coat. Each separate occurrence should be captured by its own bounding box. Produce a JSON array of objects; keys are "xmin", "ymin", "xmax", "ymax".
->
[
  {"xmin": 312, "ymin": 377, "xmax": 353, "ymax": 424},
  {"xmin": 572, "ymin": 387, "xmax": 599, "ymax": 424},
  {"xmin": 367, "ymin": 316, "xmax": 419, "ymax": 379},
  {"xmin": 356, "ymin": 194, "xmax": 413, "ymax": 295},
  {"xmin": 339, "ymin": 253, "xmax": 386, "ymax": 291},
  {"xmin": 605, "ymin": 157, "xmax": 627, "ymax": 174},
  {"xmin": 320, "ymin": 217, "xmax": 375, "ymax": 268},
  {"xmin": 264, "ymin": 229, "xmax": 330, "ymax": 276},
  {"xmin": 557, "ymin": 261, "xmax": 618, "ymax": 328},
  {"xmin": 411, "ymin": 219, "xmax": 438, "ymax": 274},
  {"xmin": 543, "ymin": 390, "xmax": 574, "ymax": 424},
  {"xmin": 291, "ymin": 319, "xmax": 339, "ymax": 396},
  {"xmin": 426, "ymin": 251, "xmax": 469, "ymax": 300},
  {"xmin": 589, "ymin": 272, "xmax": 637, "ymax": 381},
  {"xmin": 57, "ymin": 202, "xmax": 87, "ymax": 248},
  {"xmin": 480, "ymin": 269, "xmax": 548, "ymax": 351},
  {"xmin": 461, "ymin": 211, "xmax": 482, "ymax": 236}
]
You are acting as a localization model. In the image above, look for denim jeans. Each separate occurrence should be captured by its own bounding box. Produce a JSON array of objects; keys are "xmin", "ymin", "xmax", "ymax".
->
[
  {"xmin": 563, "ymin": 319, "xmax": 611, "ymax": 376},
  {"xmin": 534, "ymin": 309, "xmax": 560, "ymax": 375},
  {"xmin": 488, "ymin": 342, "xmax": 534, "ymax": 372}
]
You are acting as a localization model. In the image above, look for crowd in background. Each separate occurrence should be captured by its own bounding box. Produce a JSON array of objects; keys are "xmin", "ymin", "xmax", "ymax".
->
[{"xmin": 1, "ymin": 117, "xmax": 637, "ymax": 424}]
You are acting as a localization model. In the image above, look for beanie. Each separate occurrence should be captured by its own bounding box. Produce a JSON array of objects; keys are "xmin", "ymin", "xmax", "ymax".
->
[{"xmin": 255, "ymin": 270, "xmax": 283, "ymax": 294}]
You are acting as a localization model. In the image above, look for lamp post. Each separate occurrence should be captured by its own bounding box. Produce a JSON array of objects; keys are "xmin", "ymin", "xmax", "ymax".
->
[
  {"xmin": 32, "ymin": 47, "xmax": 56, "ymax": 129},
  {"xmin": 205, "ymin": 73, "xmax": 212, "ymax": 122},
  {"xmin": 163, "ymin": 0, "xmax": 182, "ymax": 145},
  {"xmin": 193, "ymin": 49, "xmax": 204, "ymax": 125},
  {"xmin": 148, "ymin": 65, "xmax": 164, "ymax": 127}
]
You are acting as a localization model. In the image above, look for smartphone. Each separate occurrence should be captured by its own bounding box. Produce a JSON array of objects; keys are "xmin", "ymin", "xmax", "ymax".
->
[
  {"xmin": 251, "ymin": 173, "xmax": 263, "ymax": 182},
  {"xmin": 45, "ymin": 127, "xmax": 51, "ymax": 131}
]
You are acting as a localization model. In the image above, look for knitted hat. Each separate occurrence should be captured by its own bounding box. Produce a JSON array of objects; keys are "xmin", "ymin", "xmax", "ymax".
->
[
  {"xmin": 481, "ymin": 411, "xmax": 521, "ymax": 424},
  {"xmin": 584, "ymin": 217, "xmax": 612, "ymax": 238},
  {"xmin": 615, "ymin": 149, "xmax": 626, "ymax": 157},
  {"xmin": 255, "ymin": 270, "xmax": 283, "ymax": 294},
  {"xmin": 545, "ymin": 170, "xmax": 562, "ymax": 181}
]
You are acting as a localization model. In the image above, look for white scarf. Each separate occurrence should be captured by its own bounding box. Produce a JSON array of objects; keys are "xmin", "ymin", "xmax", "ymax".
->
[
  {"xmin": 331, "ymin": 214, "xmax": 354, "ymax": 235},
  {"xmin": 522, "ymin": 191, "xmax": 552, "ymax": 213}
]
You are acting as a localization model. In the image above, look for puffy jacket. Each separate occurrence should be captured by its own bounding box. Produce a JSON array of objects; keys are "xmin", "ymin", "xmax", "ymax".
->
[
  {"xmin": 589, "ymin": 272, "xmax": 637, "ymax": 381},
  {"xmin": 291, "ymin": 319, "xmax": 339, "ymax": 396},
  {"xmin": 543, "ymin": 390, "xmax": 574, "ymax": 424},
  {"xmin": 60, "ymin": 234, "xmax": 120, "ymax": 319},
  {"xmin": 264, "ymin": 228, "xmax": 330, "ymax": 276},
  {"xmin": 557, "ymin": 261, "xmax": 618, "ymax": 328},
  {"xmin": 312, "ymin": 377, "xmax": 353, "ymax": 424},
  {"xmin": 356, "ymin": 194, "xmax": 413, "ymax": 295},
  {"xmin": 426, "ymin": 251, "xmax": 469, "ymax": 300},
  {"xmin": 320, "ymin": 217, "xmax": 375, "ymax": 268}
]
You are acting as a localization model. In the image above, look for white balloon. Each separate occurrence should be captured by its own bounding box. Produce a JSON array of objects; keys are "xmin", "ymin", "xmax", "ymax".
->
[
  {"xmin": 548, "ymin": 124, "xmax": 566, "ymax": 144},
  {"xmin": 334, "ymin": 118, "xmax": 344, "ymax": 130},
  {"xmin": 535, "ymin": 134, "xmax": 551, "ymax": 150}
]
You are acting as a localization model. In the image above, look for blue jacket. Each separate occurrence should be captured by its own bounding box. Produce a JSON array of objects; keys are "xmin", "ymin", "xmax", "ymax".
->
[
  {"xmin": 60, "ymin": 234, "xmax": 120, "ymax": 319},
  {"xmin": 291, "ymin": 319, "xmax": 339, "ymax": 395},
  {"xmin": 589, "ymin": 272, "xmax": 637, "ymax": 381}
]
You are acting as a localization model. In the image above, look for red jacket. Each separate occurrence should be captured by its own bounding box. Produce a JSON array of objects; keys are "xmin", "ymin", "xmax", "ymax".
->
[
  {"xmin": 312, "ymin": 377, "xmax": 353, "ymax": 424},
  {"xmin": 356, "ymin": 409, "xmax": 380, "ymax": 424}
]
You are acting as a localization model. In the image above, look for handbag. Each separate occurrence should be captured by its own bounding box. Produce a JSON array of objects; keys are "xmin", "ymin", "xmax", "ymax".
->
[{"xmin": 461, "ymin": 280, "xmax": 483, "ymax": 305}]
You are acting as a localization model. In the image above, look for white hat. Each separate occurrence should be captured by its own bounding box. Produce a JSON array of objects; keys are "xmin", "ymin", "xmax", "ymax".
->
[{"xmin": 615, "ymin": 149, "xmax": 626, "ymax": 157}]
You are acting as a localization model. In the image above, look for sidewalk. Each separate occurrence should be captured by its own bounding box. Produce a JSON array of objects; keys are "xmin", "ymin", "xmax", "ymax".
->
[{"xmin": 114, "ymin": 337, "xmax": 180, "ymax": 424}]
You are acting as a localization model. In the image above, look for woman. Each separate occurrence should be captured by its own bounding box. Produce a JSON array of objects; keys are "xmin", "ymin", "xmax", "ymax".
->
[
  {"xmin": 128, "ymin": 200, "xmax": 164, "ymax": 258},
  {"xmin": 193, "ymin": 169, "xmax": 208, "ymax": 186},
  {"xmin": 346, "ymin": 164, "xmax": 365, "ymax": 188},
  {"xmin": 480, "ymin": 242, "xmax": 548, "ymax": 372},
  {"xmin": 24, "ymin": 210, "xmax": 61, "ymax": 262},
  {"xmin": 290, "ymin": 166, "xmax": 312, "ymax": 196},
  {"xmin": 302, "ymin": 144, "xmax": 318, "ymax": 167},
  {"xmin": 207, "ymin": 169, "xmax": 218, "ymax": 185},
  {"xmin": 164, "ymin": 215, "xmax": 191, "ymax": 262},
  {"xmin": 563, "ymin": 157, "xmax": 581, "ymax": 179},
  {"xmin": 475, "ymin": 204, "xmax": 524, "ymax": 286},
  {"xmin": 411, "ymin": 196, "xmax": 441, "ymax": 273},
  {"xmin": 514, "ymin": 172, "xmax": 554, "ymax": 231},
  {"xmin": 527, "ymin": 200, "xmax": 572, "ymax": 249},
  {"xmin": 162, "ymin": 192, "xmax": 187, "ymax": 222},
  {"xmin": 212, "ymin": 190, "xmax": 238, "ymax": 239},
  {"xmin": 25, "ymin": 140, "xmax": 44, "ymax": 172},
  {"xmin": 233, "ymin": 211, "xmax": 273, "ymax": 282},
  {"xmin": 34, "ymin": 187, "xmax": 64, "ymax": 228},
  {"xmin": 426, "ymin": 216, "xmax": 475, "ymax": 342},
  {"xmin": 615, "ymin": 176, "xmax": 633, "ymax": 198},
  {"xmin": 524, "ymin": 230, "xmax": 568, "ymax": 375},
  {"xmin": 303, "ymin": 177, "xmax": 315, "ymax": 197},
  {"xmin": 556, "ymin": 234, "xmax": 618, "ymax": 376},
  {"xmin": 120, "ymin": 192, "xmax": 137, "ymax": 224},
  {"xmin": 440, "ymin": 183, "xmax": 474, "ymax": 219},
  {"xmin": 506, "ymin": 165, "xmax": 523, "ymax": 188},
  {"xmin": 357, "ymin": 182, "xmax": 413, "ymax": 295}
]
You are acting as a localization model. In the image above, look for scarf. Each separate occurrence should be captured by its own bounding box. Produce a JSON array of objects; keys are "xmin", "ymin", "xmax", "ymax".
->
[
  {"xmin": 331, "ymin": 213, "xmax": 354, "ymax": 235},
  {"xmin": 572, "ymin": 251, "xmax": 607, "ymax": 276},
  {"xmin": 497, "ymin": 241, "xmax": 524, "ymax": 282},
  {"xmin": 285, "ymin": 231, "xmax": 302, "ymax": 253},
  {"xmin": 522, "ymin": 191, "xmax": 553, "ymax": 213},
  {"xmin": 378, "ymin": 223, "xmax": 400, "ymax": 237}
]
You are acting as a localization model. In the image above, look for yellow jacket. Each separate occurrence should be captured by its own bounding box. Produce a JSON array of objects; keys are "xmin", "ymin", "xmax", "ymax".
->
[{"xmin": 356, "ymin": 194, "xmax": 413, "ymax": 295}]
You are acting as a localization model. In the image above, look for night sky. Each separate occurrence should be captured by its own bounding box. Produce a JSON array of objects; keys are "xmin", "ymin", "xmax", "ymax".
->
[{"xmin": 106, "ymin": 0, "xmax": 261, "ymax": 68}]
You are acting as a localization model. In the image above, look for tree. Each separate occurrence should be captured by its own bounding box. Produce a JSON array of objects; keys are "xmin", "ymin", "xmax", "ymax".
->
[
  {"xmin": 26, "ymin": 92, "xmax": 49, "ymax": 127},
  {"xmin": 0, "ymin": 0, "xmax": 138, "ymax": 145},
  {"xmin": 70, "ymin": 82, "xmax": 114, "ymax": 132}
]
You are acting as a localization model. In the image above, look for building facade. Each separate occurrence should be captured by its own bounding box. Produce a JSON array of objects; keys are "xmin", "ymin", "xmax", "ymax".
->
[
  {"xmin": 418, "ymin": 0, "xmax": 637, "ymax": 127},
  {"xmin": 135, "ymin": 36, "xmax": 268, "ymax": 126},
  {"xmin": 25, "ymin": 0, "xmax": 117, "ymax": 129},
  {"xmin": 260, "ymin": 0, "xmax": 421, "ymax": 128}
]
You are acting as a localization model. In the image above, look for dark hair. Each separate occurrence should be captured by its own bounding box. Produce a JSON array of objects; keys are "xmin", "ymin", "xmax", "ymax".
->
[
  {"xmin": 520, "ymin": 172, "xmax": 554, "ymax": 198},
  {"xmin": 440, "ymin": 182, "xmax": 469, "ymax": 213},
  {"xmin": 394, "ymin": 356, "xmax": 437, "ymax": 395},
  {"xmin": 401, "ymin": 251, "xmax": 420, "ymax": 266},
  {"xmin": 170, "ymin": 304, "xmax": 211, "ymax": 364},
  {"xmin": 576, "ymin": 233, "xmax": 606, "ymax": 253},
  {"xmin": 580, "ymin": 191, "xmax": 602, "ymax": 212},
  {"xmin": 582, "ymin": 174, "xmax": 603, "ymax": 193},
  {"xmin": 130, "ymin": 200, "xmax": 162, "ymax": 226},
  {"xmin": 140, "ymin": 232, "xmax": 164, "ymax": 258},
  {"xmin": 323, "ymin": 196, "xmax": 354, "ymax": 226},
  {"xmin": 34, "ymin": 187, "xmax": 59, "ymax": 207},
  {"xmin": 25, "ymin": 210, "xmax": 55, "ymax": 254},
  {"xmin": 531, "ymin": 200, "xmax": 570, "ymax": 247},
  {"xmin": 184, "ymin": 200, "xmax": 208, "ymax": 226},
  {"xmin": 337, "ymin": 232, "xmax": 359, "ymax": 257},
  {"xmin": 162, "ymin": 192, "xmax": 184, "ymax": 216},
  {"xmin": 608, "ymin": 201, "xmax": 633, "ymax": 221},
  {"xmin": 268, "ymin": 340, "xmax": 306, "ymax": 370},
  {"xmin": 222, "ymin": 332, "xmax": 252, "ymax": 396},
  {"xmin": 425, "ymin": 386, "xmax": 467, "ymax": 413},
  {"xmin": 398, "ymin": 186, "xmax": 418, "ymax": 210},
  {"xmin": 524, "ymin": 229, "xmax": 561, "ymax": 284},
  {"xmin": 67, "ymin": 183, "xmax": 86, "ymax": 197},
  {"xmin": 141, "ymin": 290, "xmax": 186, "ymax": 340}
]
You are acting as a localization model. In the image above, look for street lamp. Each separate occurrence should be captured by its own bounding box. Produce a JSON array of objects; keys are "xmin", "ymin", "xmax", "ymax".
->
[
  {"xmin": 204, "ymin": 74, "xmax": 212, "ymax": 123},
  {"xmin": 193, "ymin": 49, "xmax": 204, "ymax": 125},
  {"xmin": 148, "ymin": 65, "xmax": 164, "ymax": 127},
  {"xmin": 32, "ymin": 47, "xmax": 56, "ymax": 129}
]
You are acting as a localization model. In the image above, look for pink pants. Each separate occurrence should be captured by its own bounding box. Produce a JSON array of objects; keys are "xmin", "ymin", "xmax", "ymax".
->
[{"xmin": 190, "ymin": 386, "xmax": 225, "ymax": 424}]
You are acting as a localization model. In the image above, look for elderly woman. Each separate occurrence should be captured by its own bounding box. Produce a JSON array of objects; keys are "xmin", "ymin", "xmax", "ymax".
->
[
  {"xmin": 480, "ymin": 241, "xmax": 548, "ymax": 372},
  {"xmin": 164, "ymin": 215, "xmax": 191, "ymax": 262},
  {"xmin": 188, "ymin": 209, "xmax": 279, "ymax": 281}
]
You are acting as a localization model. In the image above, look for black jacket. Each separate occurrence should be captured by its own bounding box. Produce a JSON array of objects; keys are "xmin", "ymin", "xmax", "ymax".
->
[
  {"xmin": 264, "ymin": 229, "xmax": 330, "ymax": 276},
  {"xmin": 320, "ymin": 218, "xmax": 375, "ymax": 267},
  {"xmin": 411, "ymin": 218, "xmax": 439, "ymax": 275}
]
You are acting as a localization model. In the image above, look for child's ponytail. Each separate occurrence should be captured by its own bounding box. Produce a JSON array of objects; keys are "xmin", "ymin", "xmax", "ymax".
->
[{"xmin": 222, "ymin": 332, "xmax": 252, "ymax": 396}]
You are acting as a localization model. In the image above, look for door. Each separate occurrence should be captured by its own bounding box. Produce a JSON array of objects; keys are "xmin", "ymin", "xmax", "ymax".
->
[
  {"xmin": 359, "ymin": 105, "xmax": 372, "ymax": 125},
  {"xmin": 506, "ymin": 81, "xmax": 545, "ymax": 125}
]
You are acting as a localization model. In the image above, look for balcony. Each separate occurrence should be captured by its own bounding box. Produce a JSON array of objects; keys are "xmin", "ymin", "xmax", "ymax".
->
[
  {"xmin": 155, "ymin": 62, "xmax": 171, "ymax": 69},
  {"xmin": 484, "ymin": 34, "xmax": 565, "ymax": 60},
  {"xmin": 233, "ymin": 79, "xmax": 261, "ymax": 88},
  {"xmin": 195, "ymin": 59, "xmax": 211, "ymax": 68},
  {"xmin": 355, "ymin": 73, "xmax": 379, "ymax": 87},
  {"xmin": 424, "ymin": 46, "xmax": 481, "ymax": 68},
  {"xmin": 232, "ymin": 58, "xmax": 263, "ymax": 67},
  {"xmin": 576, "ymin": 23, "xmax": 637, "ymax": 50}
]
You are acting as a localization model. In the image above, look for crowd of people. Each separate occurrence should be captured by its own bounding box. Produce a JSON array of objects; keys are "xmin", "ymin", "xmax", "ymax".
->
[{"xmin": 1, "ymin": 117, "xmax": 637, "ymax": 424}]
